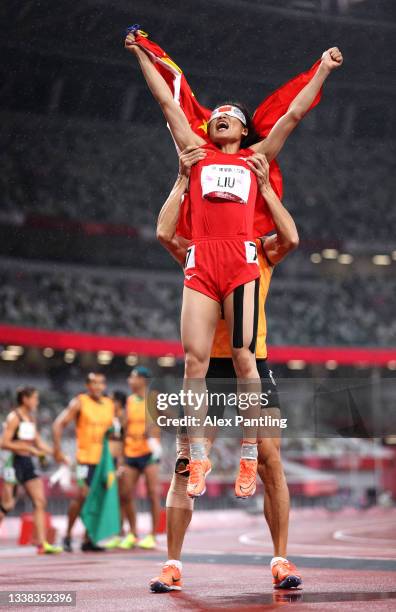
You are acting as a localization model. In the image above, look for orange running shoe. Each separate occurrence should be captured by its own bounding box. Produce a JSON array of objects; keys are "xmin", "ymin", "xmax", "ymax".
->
[
  {"xmin": 272, "ymin": 559, "xmax": 302, "ymax": 589},
  {"xmin": 235, "ymin": 458, "xmax": 257, "ymax": 499},
  {"xmin": 186, "ymin": 457, "xmax": 211, "ymax": 498},
  {"xmin": 150, "ymin": 563, "xmax": 182, "ymax": 593}
]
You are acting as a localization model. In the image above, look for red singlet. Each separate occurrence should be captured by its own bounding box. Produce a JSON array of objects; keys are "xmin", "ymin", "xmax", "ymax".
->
[{"xmin": 184, "ymin": 143, "xmax": 260, "ymax": 302}]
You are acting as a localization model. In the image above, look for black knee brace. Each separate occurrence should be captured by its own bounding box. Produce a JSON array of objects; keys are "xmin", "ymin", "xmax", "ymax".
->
[{"xmin": 175, "ymin": 456, "xmax": 190, "ymax": 477}]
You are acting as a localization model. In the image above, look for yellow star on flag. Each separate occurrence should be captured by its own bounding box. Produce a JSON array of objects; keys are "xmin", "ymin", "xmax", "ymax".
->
[
  {"xmin": 198, "ymin": 120, "xmax": 208, "ymax": 134},
  {"xmin": 106, "ymin": 471, "xmax": 115, "ymax": 489}
]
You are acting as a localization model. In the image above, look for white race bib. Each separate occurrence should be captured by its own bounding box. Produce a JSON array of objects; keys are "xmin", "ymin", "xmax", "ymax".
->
[
  {"xmin": 76, "ymin": 464, "xmax": 89, "ymax": 481},
  {"xmin": 245, "ymin": 241, "xmax": 258, "ymax": 264},
  {"xmin": 201, "ymin": 164, "xmax": 251, "ymax": 204},
  {"xmin": 17, "ymin": 421, "xmax": 36, "ymax": 441},
  {"xmin": 185, "ymin": 245, "xmax": 195, "ymax": 270},
  {"xmin": 3, "ymin": 466, "xmax": 17, "ymax": 483}
]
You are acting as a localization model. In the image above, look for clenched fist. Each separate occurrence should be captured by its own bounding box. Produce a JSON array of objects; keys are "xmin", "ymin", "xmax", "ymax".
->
[
  {"xmin": 125, "ymin": 31, "xmax": 138, "ymax": 54},
  {"xmin": 321, "ymin": 47, "xmax": 343, "ymax": 71}
]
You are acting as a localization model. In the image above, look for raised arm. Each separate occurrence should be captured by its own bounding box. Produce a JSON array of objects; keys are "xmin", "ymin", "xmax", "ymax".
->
[
  {"xmin": 251, "ymin": 47, "xmax": 343, "ymax": 162},
  {"xmin": 52, "ymin": 397, "xmax": 80, "ymax": 463},
  {"xmin": 125, "ymin": 33, "xmax": 205, "ymax": 151},
  {"xmin": 246, "ymin": 154, "xmax": 299, "ymax": 265},
  {"xmin": 157, "ymin": 146, "xmax": 206, "ymax": 264}
]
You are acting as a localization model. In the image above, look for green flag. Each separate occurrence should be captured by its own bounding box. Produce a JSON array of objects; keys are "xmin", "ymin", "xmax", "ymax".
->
[{"xmin": 81, "ymin": 435, "xmax": 120, "ymax": 544}]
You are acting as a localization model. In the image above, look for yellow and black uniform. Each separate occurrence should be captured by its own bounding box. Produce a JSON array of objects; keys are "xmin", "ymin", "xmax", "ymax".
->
[
  {"xmin": 207, "ymin": 238, "xmax": 279, "ymax": 408},
  {"xmin": 124, "ymin": 393, "xmax": 160, "ymax": 472},
  {"xmin": 76, "ymin": 393, "xmax": 114, "ymax": 487}
]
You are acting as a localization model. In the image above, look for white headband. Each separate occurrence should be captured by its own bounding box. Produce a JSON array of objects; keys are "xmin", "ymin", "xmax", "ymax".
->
[{"xmin": 208, "ymin": 105, "xmax": 247, "ymax": 126}]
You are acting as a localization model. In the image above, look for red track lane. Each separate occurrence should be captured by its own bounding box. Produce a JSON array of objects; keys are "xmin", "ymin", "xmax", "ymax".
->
[
  {"xmin": 0, "ymin": 554, "xmax": 395, "ymax": 612},
  {"xmin": 0, "ymin": 508, "xmax": 395, "ymax": 611}
]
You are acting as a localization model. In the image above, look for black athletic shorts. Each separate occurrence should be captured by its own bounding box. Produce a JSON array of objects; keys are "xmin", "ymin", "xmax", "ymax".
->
[
  {"xmin": 124, "ymin": 453, "xmax": 159, "ymax": 472},
  {"xmin": 179, "ymin": 358, "xmax": 280, "ymax": 433},
  {"xmin": 13, "ymin": 455, "xmax": 39, "ymax": 485},
  {"xmin": 207, "ymin": 358, "xmax": 279, "ymax": 406}
]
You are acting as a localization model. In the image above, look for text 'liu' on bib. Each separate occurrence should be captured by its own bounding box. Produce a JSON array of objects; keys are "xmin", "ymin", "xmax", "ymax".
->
[{"xmin": 201, "ymin": 164, "xmax": 251, "ymax": 204}]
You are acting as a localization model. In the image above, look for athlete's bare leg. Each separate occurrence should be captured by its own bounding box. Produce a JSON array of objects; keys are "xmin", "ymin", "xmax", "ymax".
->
[
  {"xmin": 258, "ymin": 413, "xmax": 289, "ymax": 557},
  {"xmin": 119, "ymin": 465, "xmax": 141, "ymax": 535},
  {"xmin": 120, "ymin": 505, "xmax": 127, "ymax": 535},
  {"xmin": 181, "ymin": 287, "xmax": 220, "ymax": 446},
  {"xmin": 143, "ymin": 462, "xmax": 161, "ymax": 535},
  {"xmin": 167, "ymin": 507, "xmax": 193, "ymax": 560},
  {"xmin": 166, "ymin": 440, "xmax": 289, "ymax": 560},
  {"xmin": 24, "ymin": 478, "xmax": 47, "ymax": 545},
  {"xmin": 223, "ymin": 279, "xmax": 261, "ymax": 444},
  {"xmin": 166, "ymin": 436, "xmax": 213, "ymax": 560},
  {"xmin": 181, "ymin": 287, "xmax": 220, "ymax": 378},
  {"xmin": 66, "ymin": 487, "xmax": 88, "ymax": 538},
  {"xmin": 0, "ymin": 482, "xmax": 16, "ymax": 524},
  {"xmin": 166, "ymin": 425, "xmax": 289, "ymax": 560}
]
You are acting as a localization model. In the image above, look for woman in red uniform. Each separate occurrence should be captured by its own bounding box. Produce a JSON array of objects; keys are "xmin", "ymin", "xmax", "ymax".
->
[{"xmin": 125, "ymin": 32, "xmax": 342, "ymax": 497}]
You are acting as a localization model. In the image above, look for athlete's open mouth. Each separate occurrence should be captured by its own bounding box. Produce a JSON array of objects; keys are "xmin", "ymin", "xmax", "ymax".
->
[{"xmin": 216, "ymin": 118, "xmax": 229, "ymax": 132}]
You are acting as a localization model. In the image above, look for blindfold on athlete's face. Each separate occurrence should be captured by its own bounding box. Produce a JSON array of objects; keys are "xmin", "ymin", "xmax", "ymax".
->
[{"xmin": 209, "ymin": 105, "xmax": 247, "ymax": 126}]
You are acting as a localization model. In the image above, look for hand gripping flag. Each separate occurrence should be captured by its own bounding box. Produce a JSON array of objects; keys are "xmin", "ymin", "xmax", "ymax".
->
[
  {"xmin": 81, "ymin": 434, "xmax": 120, "ymax": 544},
  {"xmin": 127, "ymin": 25, "xmax": 322, "ymax": 238}
]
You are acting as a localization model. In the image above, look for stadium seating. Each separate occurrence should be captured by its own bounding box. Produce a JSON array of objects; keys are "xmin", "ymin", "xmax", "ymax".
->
[
  {"xmin": 1, "ymin": 113, "xmax": 394, "ymax": 245},
  {"xmin": 0, "ymin": 263, "xmax": 395, "ymax": 346}
]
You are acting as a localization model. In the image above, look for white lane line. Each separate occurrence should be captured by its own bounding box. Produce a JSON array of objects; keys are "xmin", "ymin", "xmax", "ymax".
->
[
  {"xmin": 333, "ymin": 531, "xmax": 396, "ymax": 545},
  {"xmin": 0, "ymin": 546, "xmax": 36, "ymax": 557},
  {"xmin": 333, "ymin": 517, "xmax": 396, "ymax": 544},
  {"xmin": 155, "ymin": 543, "xmax": 396, "ymax": 562},
  {"xmin": 238, "ymin": 531, "xmax": 396, "ymax": 561}
]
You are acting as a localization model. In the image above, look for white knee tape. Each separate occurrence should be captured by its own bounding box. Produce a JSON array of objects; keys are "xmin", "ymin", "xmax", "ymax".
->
[{"xmin": 166, "ymin": 472, "xmax": 194, "ymax": 511}]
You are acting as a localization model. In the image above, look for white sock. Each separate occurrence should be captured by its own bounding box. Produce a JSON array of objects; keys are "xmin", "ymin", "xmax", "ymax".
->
[
  {"xmin": 190, "ymin": 442, "xmax": 206, "ymax": 461},
  {"xmin": 271, "ymin": 556, "xmax": 288, "ymax": 567},
  {"xmin": 241, "ymin": 442, "xmax": 258, "ymax": 460},
  {"xmin": 166, "ymin": 559, "xmax": 182, "ymax": 571}
]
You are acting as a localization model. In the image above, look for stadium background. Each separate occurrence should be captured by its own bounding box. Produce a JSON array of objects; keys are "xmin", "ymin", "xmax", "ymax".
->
[{"xmin": 0, "ymin": 0, "xmax": 395, "ymax": 518}]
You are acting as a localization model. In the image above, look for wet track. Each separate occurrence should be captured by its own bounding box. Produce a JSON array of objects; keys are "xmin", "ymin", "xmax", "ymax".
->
[{"xmin": 0, "ymin": 507, "xmax": 395, "ymax": 611}]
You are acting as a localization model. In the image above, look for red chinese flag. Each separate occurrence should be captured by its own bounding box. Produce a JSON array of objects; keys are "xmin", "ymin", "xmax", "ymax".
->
[{"xmin": 133, "ymin": 29, "xmax": 322, "ymax": 239}]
